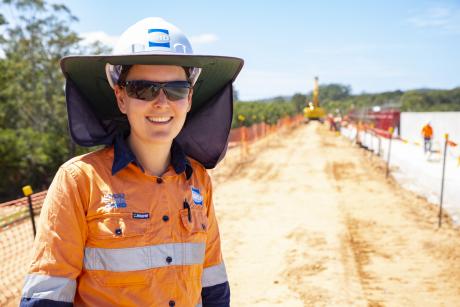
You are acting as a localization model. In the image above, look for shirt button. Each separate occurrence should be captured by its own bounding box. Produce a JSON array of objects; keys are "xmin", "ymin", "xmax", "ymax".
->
[
  {"xmin": 162, "ymin": 215, "xmax": 169, "ymax": 222},
  {"xmin": 166, "ymin": 256, "xmax": 172, "ymax": 264},
  {"xmin": 156, "ymin": 177, "xmax": 163, "ymax": 184},
  {"xmin": 169, "ymin": 300, "xmax": 175, "ymax": 307},
  {"xmin": 115, "ymin": 228, "xmax": 122, "ymax": 235}
]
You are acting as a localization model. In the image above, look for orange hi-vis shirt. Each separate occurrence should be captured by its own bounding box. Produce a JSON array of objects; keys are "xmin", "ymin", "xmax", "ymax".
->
[
  {"xmin": 422, "ymin": 124, "xmax": 433, "ymax": 138},
  {"xmin": 21, "ymin": 139, "xmax": 229, "ymax": 307}
]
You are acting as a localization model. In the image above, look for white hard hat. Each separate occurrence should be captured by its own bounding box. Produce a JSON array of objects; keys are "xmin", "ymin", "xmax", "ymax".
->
[
  {"xmin": 60, "ymin": 17, "xmax": 244, "ymax": 168},
  {"xmin": 105, "ymin": 17, "xmax": 201, "ymax": 87}
]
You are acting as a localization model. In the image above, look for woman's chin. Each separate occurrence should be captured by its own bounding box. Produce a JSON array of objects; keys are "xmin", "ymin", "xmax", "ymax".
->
[{"xmin": 142, "ymin": 132, "xmax": 178, "ymax": 145}]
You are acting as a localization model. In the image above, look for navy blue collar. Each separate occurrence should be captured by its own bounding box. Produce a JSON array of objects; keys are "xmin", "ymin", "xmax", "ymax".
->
[{"xmin": 112, "ymin": 133, "xmax": 193, "ymax": 179}]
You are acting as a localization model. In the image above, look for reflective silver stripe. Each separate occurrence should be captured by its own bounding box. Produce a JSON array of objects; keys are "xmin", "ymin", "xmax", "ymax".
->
[
  {"xmin": 22, "ymin": 274, "xmax": 76, "ymax": 302},
  {"xmin": 202, "ymin": 262, "xmax": 228, "ymax": 287},
  {"xmin": 196, "ymin": 303, "xmax": 202, "ymax": 307},
  {"xmin": 84, "ymin": 242, "xmax": 205, "ymax": 271}
]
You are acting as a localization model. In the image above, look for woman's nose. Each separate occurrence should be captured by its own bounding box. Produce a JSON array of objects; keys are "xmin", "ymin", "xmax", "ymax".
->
[{"xmin": 152, "ymin": 89, "xmax": 168, "ymax": 107}]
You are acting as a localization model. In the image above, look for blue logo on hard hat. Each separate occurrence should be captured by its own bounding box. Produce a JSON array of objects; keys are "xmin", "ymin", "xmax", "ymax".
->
[
  {"xmin": 148, "ymin": 29, "xmax": 170, "ymax": 48},
  {"xmin": 191, "ymin": 186, "xmax": 203, "ymax": 205}
]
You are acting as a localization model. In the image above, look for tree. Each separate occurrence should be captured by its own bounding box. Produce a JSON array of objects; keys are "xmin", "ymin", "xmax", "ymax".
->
[
  {"xmin": 291, "ymin": 93, "xmax": 307, "ymax": 113},
  {"xmin": 0, "ymin": 0, "xmax": 94, "ymax": 200},
  {"xmin": 319, "ymin": 84, "xmax": 351, "ymax": 102}
]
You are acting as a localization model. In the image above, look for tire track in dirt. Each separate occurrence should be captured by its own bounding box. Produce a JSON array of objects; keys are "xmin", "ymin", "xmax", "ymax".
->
[
  {"xmin": 280, "ymin": 125, "xmax": 367, "ymax": 306},
  {"xmin": 213, "ymin": 123, "xmax": 369, "ymax": 306},
  {"xmin": 325, "ymin": 158, "xmax": 378, "ymax": 306},
  {"xmin": 320, "ymin": 124, "xmax": 460, "ymax": 306}
]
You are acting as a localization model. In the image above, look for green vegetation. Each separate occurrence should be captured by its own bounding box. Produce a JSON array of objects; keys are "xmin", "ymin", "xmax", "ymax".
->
[
  {"xmin": 311, "ymin": 84, "xmax": 460, "ymax": 114},
  {"xmin": 232, "ymin": 96, "xmax": 300, "ymax": 128},
  {"xmin": 0, "ymin": 0, "xmax": 102, "ymax": 201}
]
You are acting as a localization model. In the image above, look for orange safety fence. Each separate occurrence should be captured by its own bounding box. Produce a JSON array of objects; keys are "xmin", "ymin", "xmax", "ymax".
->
[
  {"xmin": 229, "ymin": 114, "xmax": 304, "ymax": 145},
  {"xmin": 0, "ymin": 191, "xmax": 47, "ymax": 306}
]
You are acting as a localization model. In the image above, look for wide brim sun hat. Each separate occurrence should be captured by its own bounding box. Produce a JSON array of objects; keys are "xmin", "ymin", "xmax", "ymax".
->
[{"xmin": 60, "ymin": 17, "xmax": 244, "ymax": 168}]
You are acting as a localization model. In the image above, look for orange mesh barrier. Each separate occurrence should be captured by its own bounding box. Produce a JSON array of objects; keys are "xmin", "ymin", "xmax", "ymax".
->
[{"xmin": 0, "ymin": 191, "xmax": 46, "ymax": 306}]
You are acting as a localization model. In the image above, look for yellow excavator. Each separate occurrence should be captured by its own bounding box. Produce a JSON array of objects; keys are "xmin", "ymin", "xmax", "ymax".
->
[{"xmin": 304, "ymin": 76, "xmax": 326, "ymax": 122}]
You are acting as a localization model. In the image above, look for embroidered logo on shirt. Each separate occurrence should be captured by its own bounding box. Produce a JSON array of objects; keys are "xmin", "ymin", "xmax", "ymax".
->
[
  {"xmin": 191, "ymin": 186, "xmax": 203, "ymax": 205},
  {"xmin": 132, "ymin": 212, "xmax": 150, "ymax": 219},
  {"xmin": 102, "ymin": 193, "xmax": 127, "ymax": 209}
]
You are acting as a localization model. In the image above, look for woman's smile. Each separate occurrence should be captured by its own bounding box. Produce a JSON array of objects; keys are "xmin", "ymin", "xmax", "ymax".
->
[{"xmin": 146, "ymin": 116, "xmax": 173, "ymax": 124}]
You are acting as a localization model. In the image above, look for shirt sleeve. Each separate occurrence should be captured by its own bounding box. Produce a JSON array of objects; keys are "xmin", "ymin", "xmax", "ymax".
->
[
  {"xmin": 20, "ymin": 165, "xmax": 88, "ymax": 307},
  {"xmin": 201, "ymin": 178, "xmax": 230, "ymax": 307}
]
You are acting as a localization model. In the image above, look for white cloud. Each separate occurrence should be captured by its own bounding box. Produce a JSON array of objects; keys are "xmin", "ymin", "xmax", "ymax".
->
[
  {"xmin": 80, "ymin": 31, "xmax": 119, "ymax": 48},
  {"xmin": 189, "ymin": 33, "xmax": 218, "ymax": 45},
  {"xmin": 407, "ymin": 6, "xmax": 460, "ymax": 32}
]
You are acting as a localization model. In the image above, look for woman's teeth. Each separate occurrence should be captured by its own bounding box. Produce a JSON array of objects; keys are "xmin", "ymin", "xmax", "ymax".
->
[{"xmin": 147, "ymin": 116, "xmax": 172, "ymax": 123}]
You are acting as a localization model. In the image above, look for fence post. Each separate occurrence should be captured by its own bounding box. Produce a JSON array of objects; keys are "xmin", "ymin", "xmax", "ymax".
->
[
  {"xmin": 22, "ymin": 185, "xmax": 36, "ymax": 237},
  {"xmin": 438, "ymin": 133, "xmax": 449, "ymax": 228},
  {"xmin": 386, "ymin": 127, "xmax": 394, "ymax": 178},
  {"xmin": 369, "ymin": 131, "xmax": 373, "ymax": 152}
]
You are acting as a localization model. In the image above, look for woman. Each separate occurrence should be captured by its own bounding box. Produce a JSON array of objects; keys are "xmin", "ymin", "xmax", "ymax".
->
[{"xmin": 20, "ymin": 17, "xmax": 243, "ymax": 307}]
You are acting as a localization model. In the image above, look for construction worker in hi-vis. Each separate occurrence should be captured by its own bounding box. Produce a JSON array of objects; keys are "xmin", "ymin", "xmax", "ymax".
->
[
  {"xmin": 20, "ymin": 17, "xmax": 243, "ymax": 307},
  {"xmin": 421, "ymin": 121, "xmax": 433, "ymax": 154}
]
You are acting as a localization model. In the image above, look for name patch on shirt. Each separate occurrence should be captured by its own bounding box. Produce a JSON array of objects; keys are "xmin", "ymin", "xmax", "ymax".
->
[{"xmin": 132, "ymin": 212, "xmax": 150, "ymax": 219}]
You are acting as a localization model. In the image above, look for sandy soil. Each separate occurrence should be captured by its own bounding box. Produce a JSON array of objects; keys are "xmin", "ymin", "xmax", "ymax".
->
[{"xmin": 210, "ymin": 122, "xmax": 460, "ymax": 306}]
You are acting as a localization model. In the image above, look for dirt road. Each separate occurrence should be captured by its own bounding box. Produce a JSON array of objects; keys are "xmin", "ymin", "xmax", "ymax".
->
[{"xmin": 211, "ymin": 122, "xmax": 460, "ymax": 306}]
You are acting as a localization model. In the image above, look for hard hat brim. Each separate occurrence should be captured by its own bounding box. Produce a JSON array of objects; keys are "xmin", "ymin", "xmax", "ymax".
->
[
  {"xmin": 60, "ymin": 54, "xmax": 244, "ymax": 168},
  {"xmin": 61, "ymin": 54, "xmax": 243, "ymax": 118}
]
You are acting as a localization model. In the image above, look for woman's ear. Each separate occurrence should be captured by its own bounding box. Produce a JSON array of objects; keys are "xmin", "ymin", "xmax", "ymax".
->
[{"xmin": 114, "ymin": 86, "xmax": 127, "ymax": 114}]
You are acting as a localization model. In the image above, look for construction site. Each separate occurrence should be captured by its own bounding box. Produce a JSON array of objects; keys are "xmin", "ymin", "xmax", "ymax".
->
[
  {"xmin": 1, "ymin": 1, "xmax": 460, "ymax": 305},
  {"xmin": 2, "ymin": 113, "xmax": 460, "ymax": 306}
]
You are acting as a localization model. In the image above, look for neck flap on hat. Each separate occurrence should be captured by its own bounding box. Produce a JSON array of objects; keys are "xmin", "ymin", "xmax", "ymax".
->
[{"xmin": 65, "ymin": 78, "xmax": 234, "ymax": 169}]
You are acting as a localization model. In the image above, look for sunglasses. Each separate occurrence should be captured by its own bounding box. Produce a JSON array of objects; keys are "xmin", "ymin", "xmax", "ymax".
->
[{"xmin": 121, "ymin": 80, "xmax": 192, "ymax": 101}]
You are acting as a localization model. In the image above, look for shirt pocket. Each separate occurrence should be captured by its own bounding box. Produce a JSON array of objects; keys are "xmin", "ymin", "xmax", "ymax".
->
[
  {"xmin": 85, "ymin": 213, "xmax": 151, "ymax": 287},
  {"xmin": 86, "ymin": 270, "xmax": 150, "ymax": 288},
  {"xmin": 180, "ymin": 207, "xmax": 209, "ymax": 234},
  {"xmin": 87, "ymin": 213, "xmax": 148, "ymax": 239}
]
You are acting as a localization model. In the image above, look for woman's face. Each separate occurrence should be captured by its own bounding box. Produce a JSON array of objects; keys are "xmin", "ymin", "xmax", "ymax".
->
[{"xmin": 115, "ymin": 65, "xmax": 192, "ymax": 146}]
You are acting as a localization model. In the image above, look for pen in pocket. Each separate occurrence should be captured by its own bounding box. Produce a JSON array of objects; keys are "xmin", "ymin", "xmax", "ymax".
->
[{"xmin": 183, "ymin": 199, "xmax": 191, "ymax": 222}]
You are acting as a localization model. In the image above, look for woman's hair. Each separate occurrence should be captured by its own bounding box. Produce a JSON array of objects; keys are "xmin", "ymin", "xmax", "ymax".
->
[
  {"xmin": 117, "ymin": 65, "xmax": 192, "ymax": 86},
  {"xmin": 117, "ymin": 65, "xmax": 133, "ymax": 86}
]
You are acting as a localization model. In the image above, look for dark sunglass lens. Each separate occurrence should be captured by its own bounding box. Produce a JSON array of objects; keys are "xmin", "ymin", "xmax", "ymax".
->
[
  {"xmin": 125, "ymin": 81, "xmax": 190, "ymax": 101},
  {"xmin": 164, "ymin": 87, "xmax": 190, "ymax": 101},
  {"xmin": 125, "ymin": 81, "xmax": 159, "ymax": 101},
  {"xmin": 164, "ymin": 81, "xmax": 191, "ymax": 101}
]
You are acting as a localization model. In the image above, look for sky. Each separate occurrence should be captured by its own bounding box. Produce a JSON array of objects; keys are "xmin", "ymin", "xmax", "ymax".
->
[{"xmin": 31, "ymin": 1, "xmax": 460, "ymax": 100}]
